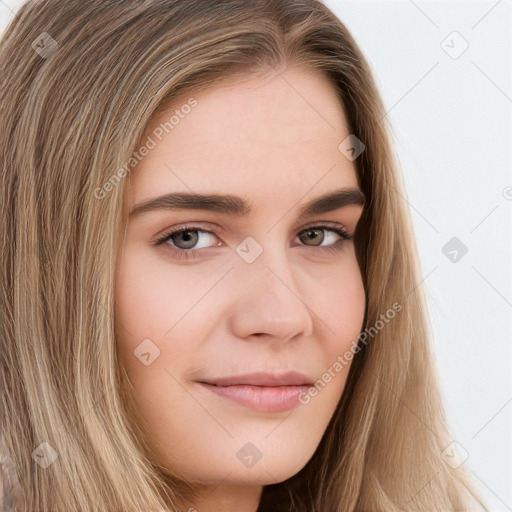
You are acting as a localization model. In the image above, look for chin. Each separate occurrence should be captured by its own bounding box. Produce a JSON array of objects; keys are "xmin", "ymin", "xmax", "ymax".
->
[{"xmin": 225, "ymin": 447, "xmax": 314, "ymax": 485}]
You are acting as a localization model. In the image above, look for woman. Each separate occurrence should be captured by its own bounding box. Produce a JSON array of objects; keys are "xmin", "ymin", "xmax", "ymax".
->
[{"xmin": 0, "ymin": 0, "xmax": 486, "ymax": 510}]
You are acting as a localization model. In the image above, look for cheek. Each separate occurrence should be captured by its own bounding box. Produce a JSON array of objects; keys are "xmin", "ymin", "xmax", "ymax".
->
[
  {"xmin": 115, "ymin": 249, "xmax": 222, "ymax": 339},
  {"xmin": 304, "ymin": 247, "xmax": 366, "ymax": 343},
  {"xmin": 303, "ymin": 251, "xmax": 366, "ymax": 394},
  {"xmin": 329, "ymin": 260, "xmax": 365, "ymax": 338},
  {"xmin": 114, "ymin": 250, "xmax": 223, "ymax": 406}
]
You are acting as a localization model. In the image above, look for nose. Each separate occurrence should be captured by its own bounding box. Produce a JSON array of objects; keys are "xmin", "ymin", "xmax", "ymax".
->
[{"xmin": 228, "ymin": 255, "xmax": 314, "ymax": 344}]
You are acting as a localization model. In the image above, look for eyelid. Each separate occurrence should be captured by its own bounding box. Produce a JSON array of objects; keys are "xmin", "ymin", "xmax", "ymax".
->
[
  {"xmin": 153, "ymin": 220, "xmax": 350, "ymax": 242},
  {"xmin": 152, "ymin": 221, "xmax": 222, "ymax": 244},
  {"xmin": 299, "ymin": 219, "xmax": 349, "ymax": 233}
]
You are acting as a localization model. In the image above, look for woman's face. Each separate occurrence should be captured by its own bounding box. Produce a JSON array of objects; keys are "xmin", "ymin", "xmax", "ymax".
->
[{"xmin": 115, "ymin": 64, "xmax": 366, "ymax": 503}]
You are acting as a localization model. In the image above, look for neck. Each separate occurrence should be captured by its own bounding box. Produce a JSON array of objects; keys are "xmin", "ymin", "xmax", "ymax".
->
[{"xmin": 177, "ymin": 483, "xmax": 263, "ymax": 512}]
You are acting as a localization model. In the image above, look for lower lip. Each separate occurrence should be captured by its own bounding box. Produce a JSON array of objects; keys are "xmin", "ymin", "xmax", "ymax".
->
[{"xmin": 199, "ymin": 383, "xmax": 310, "ymax": 413}]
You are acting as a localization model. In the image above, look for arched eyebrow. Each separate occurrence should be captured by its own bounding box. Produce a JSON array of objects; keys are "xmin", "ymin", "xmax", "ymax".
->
[{"xmin": 129, "ymin": 188, "xmax": 365, "ymax": 219}]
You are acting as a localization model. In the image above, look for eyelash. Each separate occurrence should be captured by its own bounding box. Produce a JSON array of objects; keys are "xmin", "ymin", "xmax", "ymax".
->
[{"xmin": 153, "ymin": 222, "xmax": 351, "ymax": 261}]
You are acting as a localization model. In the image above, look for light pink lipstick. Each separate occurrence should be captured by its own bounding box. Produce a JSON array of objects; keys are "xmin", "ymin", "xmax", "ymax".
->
[{"xmin": 198, "ymin": 371, "xmax": 313, "ymax": 413}]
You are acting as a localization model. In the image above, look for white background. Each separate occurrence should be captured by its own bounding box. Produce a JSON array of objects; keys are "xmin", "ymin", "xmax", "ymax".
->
[{"xmin": 1, "ymin": 0, "xmax": 511, "ymax": 510}]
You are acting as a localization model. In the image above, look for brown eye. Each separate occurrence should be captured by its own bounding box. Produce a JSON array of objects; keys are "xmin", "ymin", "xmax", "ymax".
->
[
  {"xmin": 298, "ymin": 228, "xmax": 325, "ymax": 246},
  {"xmin": 297, "ymin": 226, "xmax": 350, "ymax": 248}
]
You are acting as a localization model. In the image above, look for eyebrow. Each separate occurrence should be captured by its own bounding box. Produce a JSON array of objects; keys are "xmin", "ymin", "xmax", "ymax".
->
[{"xmin": 129, "ymin": 187, "xmax": 365, "ymax": 219}]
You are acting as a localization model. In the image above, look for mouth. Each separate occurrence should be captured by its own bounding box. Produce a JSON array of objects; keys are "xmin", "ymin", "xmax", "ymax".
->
[{"xmin": 197, "ymin": 371, "xmax": 314, "ymax": 413}]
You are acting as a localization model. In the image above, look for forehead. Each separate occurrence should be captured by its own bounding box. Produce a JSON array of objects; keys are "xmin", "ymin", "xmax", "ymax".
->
[{"xmin": 129, "ymin": 64, "xmax": 358, "ymax": 204}]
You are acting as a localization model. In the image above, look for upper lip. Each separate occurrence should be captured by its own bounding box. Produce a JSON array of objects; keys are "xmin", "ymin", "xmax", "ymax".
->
[{"xmin": 200, "ymin": 371, "xmax": 314, "ymax": 387}]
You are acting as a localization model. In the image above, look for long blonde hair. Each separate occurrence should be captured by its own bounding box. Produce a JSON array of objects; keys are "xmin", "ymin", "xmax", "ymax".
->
[{"xmin": 0, "ymin": 0, "xmax": 486, "ymax": 510}]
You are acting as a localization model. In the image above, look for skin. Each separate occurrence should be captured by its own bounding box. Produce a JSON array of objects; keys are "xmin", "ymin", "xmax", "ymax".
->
[{"xmin": 114, "ymin": 63, "xmax": 366, "ymax": 512}]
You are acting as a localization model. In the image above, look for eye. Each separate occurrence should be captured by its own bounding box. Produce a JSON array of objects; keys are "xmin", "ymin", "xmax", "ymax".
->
[
  {"xmin": 153, "ymin": 222, "xmax": 351, "ymax": 260},
  {"xmin": 156, "ymin": 226, "xmax": 220, "ymax": 251},
  {"xmin": 297, "ymin": 226, "xmax": 350, "ymax": 247}
]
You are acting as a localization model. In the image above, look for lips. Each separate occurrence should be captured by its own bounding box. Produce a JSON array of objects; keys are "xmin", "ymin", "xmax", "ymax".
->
[
  {"xmin": 198, "ymin": 371, "xmax": 314, "ymax": 413},
  {"xmin": 202, "ymin": 371, "xmax": 314, "ymax": 387}
]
